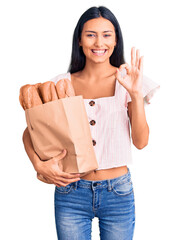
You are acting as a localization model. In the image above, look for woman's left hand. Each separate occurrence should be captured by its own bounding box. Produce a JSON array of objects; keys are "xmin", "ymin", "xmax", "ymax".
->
[{"xmin": 115, "ymin": 47, "xmax": 144, "ymax": 98}]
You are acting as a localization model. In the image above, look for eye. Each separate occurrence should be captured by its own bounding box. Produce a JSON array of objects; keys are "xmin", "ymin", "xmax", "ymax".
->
[
  {"xmin": 104, "ymin": 34, "xmax": 111, "ymax": 37},
  {"xmin": 87, "ymin": 34, "xmax": 96, "ymax": 37}
]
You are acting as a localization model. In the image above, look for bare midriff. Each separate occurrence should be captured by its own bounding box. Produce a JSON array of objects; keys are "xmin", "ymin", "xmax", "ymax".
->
[{"xmin": 80, "ymin": 165, "xmax": 128, "ymax": 181}]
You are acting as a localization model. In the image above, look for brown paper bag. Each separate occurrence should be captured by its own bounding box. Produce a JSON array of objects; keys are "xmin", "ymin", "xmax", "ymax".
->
[{"xmin": 25, "ymin": 95, "xmax": 99, "ymax": 177}]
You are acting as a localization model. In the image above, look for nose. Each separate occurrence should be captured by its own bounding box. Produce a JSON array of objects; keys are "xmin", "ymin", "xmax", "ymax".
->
[{"xmin": 94, "ymin": 36, "xmax": 103, "ymax": 48}]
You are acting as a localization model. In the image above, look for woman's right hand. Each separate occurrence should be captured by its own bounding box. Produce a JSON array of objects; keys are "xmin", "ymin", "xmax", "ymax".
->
[
  {"xmin": 35, "ymin": 149, "xmax": 81, "ymax": 187},
  {"xmin": 23, "ymin": 127, "xmax": 80, "ymax": 187}
]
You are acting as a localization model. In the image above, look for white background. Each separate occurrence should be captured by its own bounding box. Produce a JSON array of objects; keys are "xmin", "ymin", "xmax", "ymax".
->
[{"xmin": 0, "ymin": 0, "xmax": 178, "ymax": 239}]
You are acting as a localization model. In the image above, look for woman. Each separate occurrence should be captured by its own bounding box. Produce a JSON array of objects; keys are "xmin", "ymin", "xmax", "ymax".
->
[{"xmin": 22, "ymin": 6, "xmax": 159, "ymax": 240}]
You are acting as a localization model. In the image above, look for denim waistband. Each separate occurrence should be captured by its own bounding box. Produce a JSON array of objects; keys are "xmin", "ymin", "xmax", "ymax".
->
[{"xmin": 72, "ymin": 167, "xmax": 131, "ymax": 191}]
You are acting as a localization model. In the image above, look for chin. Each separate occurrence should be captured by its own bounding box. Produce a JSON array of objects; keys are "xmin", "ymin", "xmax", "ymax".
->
[{"xmin": 92, "ymin": 58, "xmax": 110, "ymax": 64}]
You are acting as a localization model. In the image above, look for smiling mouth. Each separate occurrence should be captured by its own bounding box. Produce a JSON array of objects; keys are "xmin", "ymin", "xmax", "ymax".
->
[{"xmin": 91, "ymin": 49, "xmax": 107, "ymax": 56}]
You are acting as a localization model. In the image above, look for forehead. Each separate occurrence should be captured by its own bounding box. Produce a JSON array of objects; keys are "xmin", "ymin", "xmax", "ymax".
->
[{"xmin": 82, "ymin": 17, "xmax": 115, "ymax": 32}]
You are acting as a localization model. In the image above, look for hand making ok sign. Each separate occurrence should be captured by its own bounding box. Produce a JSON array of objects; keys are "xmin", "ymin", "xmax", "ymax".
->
[{"xmin": 115, "ymin": 47, "xmax": 144, "ymax": 98}]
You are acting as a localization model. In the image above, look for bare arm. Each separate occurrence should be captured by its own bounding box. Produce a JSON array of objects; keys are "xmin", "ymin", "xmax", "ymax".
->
[
  {"xmin": 22, "ymin": 127, "xmax": 80, "ymax": 186},
  {"xmin": 127, "ymin": 92, "xmax": 149, "ymax": 149},
  {"xmin": 116, "ymin": 47, "xmax": 149, "ymax": 149},
  {"xmin": 22, "ymin": 127, "xmax": 41, "ymax": 171}
]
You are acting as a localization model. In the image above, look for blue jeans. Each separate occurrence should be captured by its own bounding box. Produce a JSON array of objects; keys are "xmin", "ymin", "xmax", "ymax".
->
[{"xmin": 54, "ymin": 168, "xmax": 135, "ymax": 240}]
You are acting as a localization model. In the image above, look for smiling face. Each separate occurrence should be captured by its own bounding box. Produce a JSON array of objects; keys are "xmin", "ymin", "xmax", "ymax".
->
[{"xmin": 79, "ymin": 17, "xmax": 117, "ymax": 64}]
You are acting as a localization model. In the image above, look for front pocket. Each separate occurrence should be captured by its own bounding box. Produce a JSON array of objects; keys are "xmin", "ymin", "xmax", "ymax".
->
[
  {"xmin": 55, "ymin": 183, "xmax": 74, "ymax": 194},
  {"xmin": 112, "ymin": 179, "xmax": 133, "ymax": 197}
]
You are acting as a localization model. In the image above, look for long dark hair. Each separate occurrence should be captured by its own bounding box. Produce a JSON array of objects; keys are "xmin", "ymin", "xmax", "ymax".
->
[{"xmin": 67, "ymin": 6, "xmax": 126, "ymax": 74}]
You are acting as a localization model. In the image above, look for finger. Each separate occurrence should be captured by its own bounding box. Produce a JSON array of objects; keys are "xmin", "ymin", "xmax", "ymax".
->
[
  {"xmin": 55, "ymin": 184, "xmax": 61, "ymax": 187},
  {"xmin": 135, "ymin": 49, "xmax": 140, "ymax": 68},
  {"xmin": 61, "ymin": 171, "xmax": 80, "ymax": 179},
  {"xmin": 53, "ymin": 175, "xmax": 80, "ymax": 184},
  {"xmin": 131, "ymin": 47, "xmax": 135, "ymax": 66},
  {"xmin": 58, "ymin": 175, "xmax": 80, "ymax": 182},
  {"xmin": 56, "ymin": 177, "xmax": 80, "ymax": 187},
  {"xmin": 37, "ymin": 173, "xmax": 53, "ymax": 184},
  {"xmin": 139, "ymin": 56, "xmax": 144, "ymax": 71},
  {"xmin": 56, "ymin": 182, "xmax": 67, "ymax": 187},
  {"xmin": 53, "ymin": 168, "xmax": 80, "ymax": 179},
  {"xmin": 118, "ymin": 63, "xmax": 131, "ymax": 75}
]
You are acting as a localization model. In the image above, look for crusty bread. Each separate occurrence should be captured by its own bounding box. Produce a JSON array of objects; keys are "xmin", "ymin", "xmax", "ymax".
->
[
  {"xmin": 19, "ymin": 78, "xmax": 75, "ymax": 110},
  {"xmin": 56, "ymin": 78, "xmax": 75, "ymax": 98},
  {"xmin": 19, "ymin": 84, "xmax": 42, "ymax": 110},
  {"xmin": 38, "ymin": 81, "xmax": 58, "ymax": 103}
]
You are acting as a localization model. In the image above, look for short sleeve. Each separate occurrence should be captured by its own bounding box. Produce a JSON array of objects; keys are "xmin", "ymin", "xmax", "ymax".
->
[{"xmin": 126, "ymin": 74, "xmax": 160, "ymax": 105}]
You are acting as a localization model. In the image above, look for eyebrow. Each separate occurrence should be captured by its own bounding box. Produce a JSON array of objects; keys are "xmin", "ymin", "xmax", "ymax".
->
[{"xmin": 85, "ymin": 30, "xmax": 113, "ymax": 33}]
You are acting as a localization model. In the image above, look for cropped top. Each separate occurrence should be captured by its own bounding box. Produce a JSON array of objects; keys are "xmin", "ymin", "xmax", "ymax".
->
[{"xmin": 50, "ymin": 72, "xmax": 160, "ymax": 170}]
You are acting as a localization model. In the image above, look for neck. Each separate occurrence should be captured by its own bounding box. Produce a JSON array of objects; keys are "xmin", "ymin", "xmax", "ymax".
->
[{"xmin": 81, "ymin": 58, "xmax": 115, "ymax": 82}]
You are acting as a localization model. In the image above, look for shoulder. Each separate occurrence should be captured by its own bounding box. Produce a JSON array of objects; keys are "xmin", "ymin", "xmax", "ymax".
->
[{"xmin": 49, "ymin": 72, "xmax": 71, "ymax": 85}]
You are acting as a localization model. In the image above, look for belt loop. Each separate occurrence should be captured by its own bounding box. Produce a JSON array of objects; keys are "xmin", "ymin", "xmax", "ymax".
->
[
  {"xmin": 107, "ymin": 179, "xmax": 112, "ymax": 191},
  {"xmin": 73, "ymin": 181, "xmax": 77, "ymax": 190}
]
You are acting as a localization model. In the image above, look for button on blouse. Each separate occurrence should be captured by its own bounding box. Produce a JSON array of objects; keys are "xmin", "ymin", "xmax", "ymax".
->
[
  {"xmin": 89, "ymin": 100, "xmax": 95, "ymax": 106},
  {"xmin": 90, "ymin": 120, "xmax": 96, "ymax": 126},
  {"xmin": 92, "ymin": 139, "xmax": 96, "ymax": 146}
]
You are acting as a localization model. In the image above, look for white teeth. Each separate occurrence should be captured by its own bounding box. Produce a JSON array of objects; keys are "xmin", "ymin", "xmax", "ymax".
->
[{"xmin": 92, "ymin": 50, "xmax": 106, "ymax": 53}]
